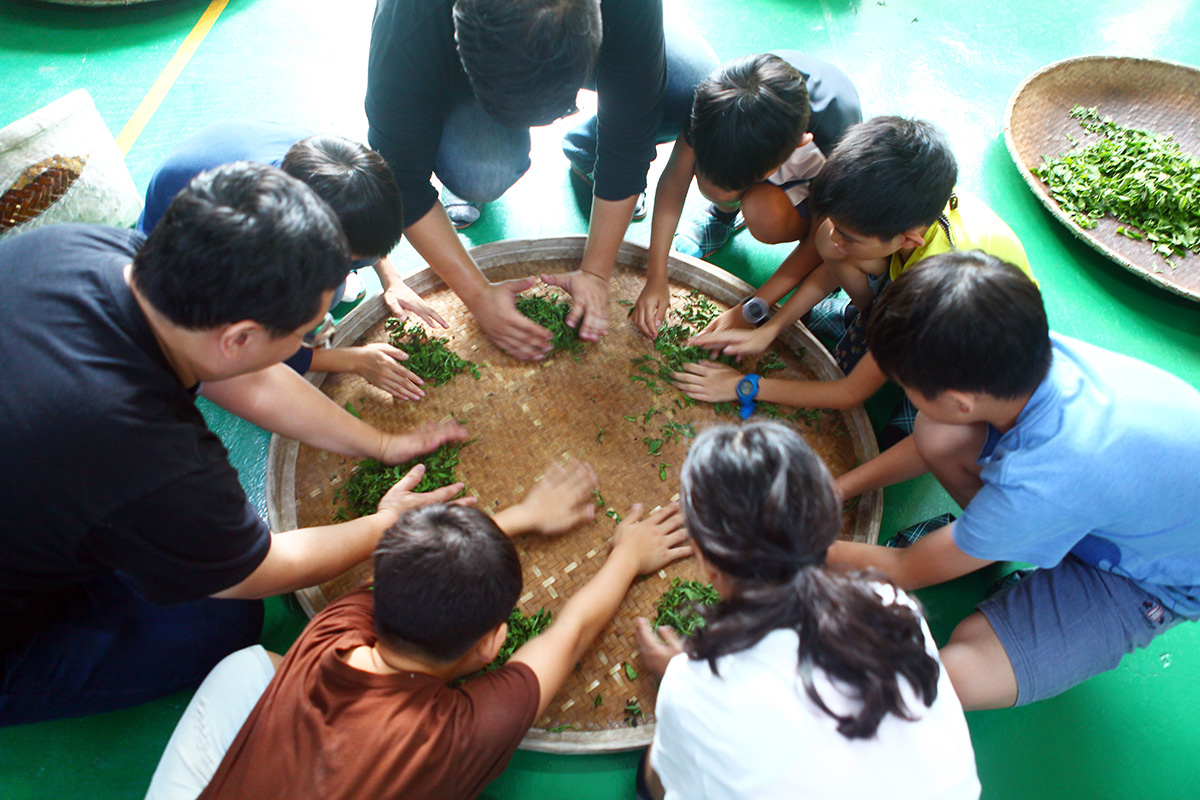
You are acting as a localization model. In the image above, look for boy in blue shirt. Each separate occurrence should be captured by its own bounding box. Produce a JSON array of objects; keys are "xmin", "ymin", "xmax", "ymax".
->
[{"xmin": 829, "ymin": 251, "xmax": 1200, "ymax": 709}]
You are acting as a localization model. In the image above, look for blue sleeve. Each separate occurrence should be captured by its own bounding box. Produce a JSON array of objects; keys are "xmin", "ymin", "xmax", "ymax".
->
[{"xmin": 954, "ymin": 483, "xmax": 1088, "ymax": 567}]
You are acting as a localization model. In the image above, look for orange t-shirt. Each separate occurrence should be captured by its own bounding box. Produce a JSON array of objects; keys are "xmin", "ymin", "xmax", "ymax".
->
[{"xmin": 199, "ymin": 589, "xmax": 540, "ymax": 800}]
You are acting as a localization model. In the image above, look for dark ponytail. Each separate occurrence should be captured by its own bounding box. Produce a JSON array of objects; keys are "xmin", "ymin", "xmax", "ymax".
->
[{"xmin": 681, "ymin": 422, "xmax": 940, "ymax": 739}]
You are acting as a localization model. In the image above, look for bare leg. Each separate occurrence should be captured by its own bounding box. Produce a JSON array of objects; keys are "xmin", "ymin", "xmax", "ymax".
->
[
  {"xmin": 741, "ymin": 183, "xmax": 809, "ymax": 244},
  {"xmin": 940, "ymin": 612, "xmax": 1019, "ymax": 710},
  {"xmin": 912, "ymin": 414, "xmax": 987, "ymax": 508}
]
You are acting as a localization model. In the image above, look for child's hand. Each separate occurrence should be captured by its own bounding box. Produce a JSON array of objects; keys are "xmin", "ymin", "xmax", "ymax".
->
[
  {"xmin": 382, "ymin": 281, "xmax": 449, "ymax": 330},
  {"xmin": 670, "ymin": 362, "xmax": 742, "ymax": 403},
  {"xmin": 375, "ymin": 463, "xmax": 474, "ymax": 519},
  {"xmin": 512, "ymin": 459, "xmax": 599, "ymax": 537},
  {"xmin": 634, "ymin": 617, "xmax": 685, "ymax": 678},
  {"xmin": 633, "ymin": 278, "xmax": 670, "ymax": 339},
  {"xmin": 378, "ymin": 420, "xmax": 470, "ymax": 465},
  {"xmin": 348, "ymin": 343, "xmax": 426, "ymax": 401},
  {"xmin": 694, "ymin": 305, "xmax": 752, "ymax": 340},
  {"xmin": 687, "ymin": 325, "xmax": 774, "ymax": 358},
  {"xmin": 611, "ymin": 503, "xmax": 692, "ymax": 575}
]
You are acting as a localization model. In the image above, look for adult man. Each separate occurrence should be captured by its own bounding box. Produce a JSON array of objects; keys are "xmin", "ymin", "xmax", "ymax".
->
[
  {"xmin": 366, "ymin": 0, "xmax": 718, "ymax": 358},
  {"xmin": 0, "ymin": 163, "xmax": 466, "ymax": 726}
]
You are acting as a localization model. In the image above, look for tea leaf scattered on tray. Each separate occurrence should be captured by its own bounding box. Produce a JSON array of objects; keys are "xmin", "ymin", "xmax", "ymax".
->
[
  {"xmin": 624, "ymin": 662, "xmax": 638, "ymax": 680},
  {"xmin": 624, "ymin": 699, "xmax": 644, "ymax": 727},
  {"xmin": 386, "ymin": 319, "xmax": 480, "ymax": 385},
  {"xmin": 653, "ymin": 577, "xmax": 721, "ymax": 636},
  {"xmin": 488, "ymin": 607, "xmax": 553, "ymax": 671},
  {"xmin": 592, "ymin": 694, "xmax": 604, "ymax": 707},
  {"xmin": 658, "ymin": 463, "xmax": 670, "ymax": 481}
]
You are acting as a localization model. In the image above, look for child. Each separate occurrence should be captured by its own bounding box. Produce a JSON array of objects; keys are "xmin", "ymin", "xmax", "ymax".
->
[
  {"xmin": 634, "ymin": 422, "xmax": 979, "ymax": 799},
  {"xmin": 633, "ymin": 52, "xmax": 861, "ymax": 338},
  {"xmin": 141, "ymin": 121, "xmax": 444, "ymax": 400},
  {"xmin": 827, "ymin": 252, "xmax": 1200, "ymax": 710},
  {"xmin": 145, "ymin": 460, "xmax": 690, "ymax": 800},
  {"xmin": 676, "ymin": 117, "xmax": 1030, "ymax": 441}
]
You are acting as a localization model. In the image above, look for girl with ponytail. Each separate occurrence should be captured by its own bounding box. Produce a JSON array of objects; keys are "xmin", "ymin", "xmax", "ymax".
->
[{"xmin": 636, "ymin": 422, "xmax": 979, "ymax": 800}]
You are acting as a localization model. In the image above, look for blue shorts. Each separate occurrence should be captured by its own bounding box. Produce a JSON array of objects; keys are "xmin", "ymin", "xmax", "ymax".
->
[{"xmin": 977, "ymin": 557, "xmax": 1190, "ymax": 705}]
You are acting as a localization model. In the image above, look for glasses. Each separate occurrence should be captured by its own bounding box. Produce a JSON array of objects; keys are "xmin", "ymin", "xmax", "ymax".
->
[{"xmin": 300, "ymin": 312, "xmax": 337, "ymax": 349}]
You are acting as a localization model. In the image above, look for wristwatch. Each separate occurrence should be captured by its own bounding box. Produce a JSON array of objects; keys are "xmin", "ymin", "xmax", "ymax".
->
[
  {"xmin": 736, "ymin": 374, "xmax": 761, "ymax": 420},
  {"xmin": 740, "ymin": 295, "xmax": 770, "ymax": 327}
]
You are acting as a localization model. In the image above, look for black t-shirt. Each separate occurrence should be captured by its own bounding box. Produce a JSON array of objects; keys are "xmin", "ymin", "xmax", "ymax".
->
[
  {"xmin": 0, "ymin": 224, "xmax": 271, "ymax": 652},
  {"xmin": 365, "ymin": 0, "xmax": 667, "ymax": 227}
]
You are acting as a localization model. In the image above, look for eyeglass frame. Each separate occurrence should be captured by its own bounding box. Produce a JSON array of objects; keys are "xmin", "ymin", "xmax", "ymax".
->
[{"xmin": 300, "ymin": 312, "xmax": 338, "ymax": 349}]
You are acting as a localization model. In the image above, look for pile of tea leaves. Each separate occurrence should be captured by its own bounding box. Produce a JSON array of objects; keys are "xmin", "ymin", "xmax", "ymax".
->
[
  {"xmin": 333, "ymin": 441, "xmax": 469, "ymax": 520},
  {"xmin": 629, "ymin": 291, "xmax": 737, "ymax": 394},
  {"xmin": 1035, "ymin": 105, "xmax": 1200, "ymax": 264},
  {"xmin": 487, "ymin": 606, "xmax": 553, "ymax": 670},
  {"xmin": 652, "ymin": 578, "xmax": 721, "ymax": 636},
  {"xmin": 385, "ymin": 318, "xmax": 480, "ymax": 385},
  {"xmin": 516, "ymin": 292, "xmax": 584, "ymax": 356}
]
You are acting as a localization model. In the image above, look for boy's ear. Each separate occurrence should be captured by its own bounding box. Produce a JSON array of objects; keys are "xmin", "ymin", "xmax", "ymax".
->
[
  {"xmin": 899, "ymin": 224, "xmax": 931, "ymax": 251},
  {"xmin": 796, "ymin": 131, "xmax": 814, "ymax": 148},
  {"xmin": 477, "ymin": 621, "xmax": 508, "ymax": 664},
  {"xmin": 216, "ymin": 321, "xmax": 263, "ymax": 361},
  {"xmin": 943, "ymin": 389, "xmax": 977, "ymax": 417}
]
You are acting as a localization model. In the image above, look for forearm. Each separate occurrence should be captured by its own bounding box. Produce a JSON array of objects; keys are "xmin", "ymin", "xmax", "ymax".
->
[
  {"xmin": 755, "ymin": 233, "xmax": 824, "ymax": 306},
  {"xmin": 371, "ymin": 256, "xmax": 405, "ymax": 291},
  {"xmin": 201, "ymin": 364, "xmax": 384, "ymax": 459},
  {"xmin": 580, "ymin": 194, "xmax": 640, "ymax": 280},
  {"xmin": 492, "ymin": 504, "xmax": 539, "ymax": 538},
  {"xmin": 646, "ymin": 143, "xmax": 693, "ymax": 277},
  {"xmin": 404, "ymin": 204, "xmax": 488, "ymax": 306},
  {"xmin": 307, "ymin": 347, "xmax": 361, "ymax": 375},
  {"xmin": 836, "ymin": 435, "xmax": 928, "ymax": 500},
  {"xmin": 757, "ymin": 356, "xmax": 885, "ymax": 410},
  {"xmin": 213, "ymin": 510, "xmax": 397, "ymax": 599},
  {"xmin": 827, "ymin": 527, "xmax": 994, "ymax": 591},
  {"xmin": 555, "ymin": 548, "xmax": 641, "ymax": 663},
  {"xmin": 759, "ymin": 262, "xmax": 842, "ymax": 337}
]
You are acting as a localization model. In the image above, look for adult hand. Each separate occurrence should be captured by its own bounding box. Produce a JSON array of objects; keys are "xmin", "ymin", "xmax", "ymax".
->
[
  {"xmin": 634, "ymin": 618, "xmax": 685, "ymax": 679},
  {"xmin": 375, "ymin": 463, "xmax": 474, "ymax": 519},
  {"xmin": 515, "ymin": 459, "xmax": 600, "ymax": 537},
  {"xmin": 348, "ymin": 343, "xmax": 425, "ymax": 401},
  {"xmin": 382, "ymin": 281, "xmax": 448, "ymax": 330},
  {"xmin": 378, "ymin": 420, "xmax": 470, "ymax": 465},
  {"xmin": 540, "ymin": 270, "xmax": 610, "ymax": 342},
  {"xmin": 611, "ymin": 502, "xmax": 692, "ymax": 575},
  {"xmin": 670, "ymin": 361, "xmax": 743, "ymax": 403},
  {"xmin": 633, "ymin": 276, "xmax": 670, "ymax": 339},
  {"xmin": 687, "ymin": 325, "xmax": 775, "ymax": 359},
  {"xmin": 470, "ymin": 277, "xmax": 553, "ymax": 361}
]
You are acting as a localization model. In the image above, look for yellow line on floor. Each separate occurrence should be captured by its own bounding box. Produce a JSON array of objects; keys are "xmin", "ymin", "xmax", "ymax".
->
[{"xmin": 114, "ymin": 0, "xmax": 230, "ymax": 155}]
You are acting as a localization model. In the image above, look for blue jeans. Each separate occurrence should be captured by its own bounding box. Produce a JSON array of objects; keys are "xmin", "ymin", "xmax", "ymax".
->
[
  {"xmin": 0, "ymin": 573, "xmax": 263, "ymax": 726},
  {"xmin": 435, "ymin": 2, "xmax": 719, "ymax": 203}
]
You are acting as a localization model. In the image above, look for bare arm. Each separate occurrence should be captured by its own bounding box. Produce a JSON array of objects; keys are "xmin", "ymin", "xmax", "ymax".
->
[
  {"xmin": 307, "ymin": 343, "xmax": 425, "ymax": 401},
  {"xmin": 672, "ymin": 352, "xmax": 888, "ymax": 410},
  {"xmin": 213, "ymin": 464, "xmax": 469, "ymax": 599},
  {"xmin": 404, "ymin": 204, "xmax": 552, "ymax": 360},
  {"xmin": 835, "ymin": 434, "xmax": 928, "ymax": 500},
  {"xmin": 635, "ymin": 135, "xmax": 694, "ymax": 338},
  {"xmin": 510, "ymin": 504, "xmax": 691, "ymax": 716},
  {"xmin": 827, "ymin": 523, "xmax": 994, "ymax": 591},
  {"xmin": 372, "ymin": 256, "xmax": 448, "ymax": 329}
]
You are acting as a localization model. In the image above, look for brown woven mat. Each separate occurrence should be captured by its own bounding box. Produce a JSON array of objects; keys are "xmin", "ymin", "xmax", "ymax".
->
[
  {"xmin": 1005, "ymin": 55, "xmax": 1200, "ymax": 300},
  {"xmin": 271, "ymin": 243, "xmax": 880, "ymax": 750}
]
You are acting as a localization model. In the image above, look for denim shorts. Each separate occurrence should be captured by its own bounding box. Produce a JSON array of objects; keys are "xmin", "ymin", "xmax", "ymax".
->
[{"xmin": 978, "ymin": 557, "xmax": 1190, "ymax": 705}]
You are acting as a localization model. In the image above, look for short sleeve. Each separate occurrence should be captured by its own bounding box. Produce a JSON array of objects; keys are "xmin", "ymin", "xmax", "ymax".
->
[
  {"xmin": 451, "ymin": 663, "xmax": 542, "ymax": 795},
  {"xmin": 87, "ymin": 465, "xmax": 271, "ymax": 603},
  {"xmin": 953, "ymin": 483, "xmax": 1087, "ymax": 568}
]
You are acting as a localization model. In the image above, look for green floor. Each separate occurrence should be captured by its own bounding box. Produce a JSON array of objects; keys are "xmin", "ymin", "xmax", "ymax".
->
[{"xmin": 2, "ymin": 0, "xmax": 1199, "ymax": 796}]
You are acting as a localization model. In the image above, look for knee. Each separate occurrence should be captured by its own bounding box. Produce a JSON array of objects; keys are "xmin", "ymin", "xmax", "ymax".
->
[
  {"xmin": 438, "ymin": 153, "xmax": 530, "ymax": 204},
  {"xmin": 940, "ymin": 613, "xmax": 1019, "ymax": 710},
  {"xmin": 742, "ymin": 185, "xmax": 805, "ymax": 244}
]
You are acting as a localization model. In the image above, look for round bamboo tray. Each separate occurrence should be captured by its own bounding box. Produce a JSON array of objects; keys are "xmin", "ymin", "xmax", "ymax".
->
[
  {"xmin": 1004, "ymin": 55, "xmax": 1200, "ymax": 301},
  {"xmin": 266, "ymin": 237, "xmax": 881, "ymax": 752}
]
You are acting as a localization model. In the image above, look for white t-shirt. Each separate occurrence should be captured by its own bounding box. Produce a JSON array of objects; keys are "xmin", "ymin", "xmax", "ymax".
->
[
  {"xmin": 765, "ymin": 140, "xmax": 826, "ymax": 208},
  {"xmin": 651, "ymin": 588, "xmax": 980, "ymax": 800}
]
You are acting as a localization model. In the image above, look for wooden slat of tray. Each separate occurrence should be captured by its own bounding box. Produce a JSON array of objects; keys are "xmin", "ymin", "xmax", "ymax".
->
[
  {"xmin": 1004, "ymin": 55, "xmax": 1200, "ymax": 300},
  {"xmin": 266, "ymin": 238, "xmax": 881, "ymax": 752}
]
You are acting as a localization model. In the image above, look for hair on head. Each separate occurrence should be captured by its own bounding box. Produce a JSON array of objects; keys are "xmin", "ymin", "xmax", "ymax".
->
[
  {"xmin": 282, "ymin": 135, "xmax": 404, "ymax": 258},
  {"xmin": 453, "ymin": 0, "xmax": 601, "ymax": 128},
  {"xmin": 373, "ymin": 504, "xmax": 522, "ymax": 664},
  {"xmin": 809, "ymin": 116, "xmax": 957, "ymax": 239},
  {"xmin": 689, "ymin": 54, "xmax": 811, "ymax": 193},
  {"xmin": 867, "ymin": 250, "xmax": 1050, "ymax": 400},
  {"xmin": 132, "ymin": 161, "xmax": 349, "ymax": 336},
  {"xmin": 681, "ymin": 421, "xmax": 941, "ymax": 740}
]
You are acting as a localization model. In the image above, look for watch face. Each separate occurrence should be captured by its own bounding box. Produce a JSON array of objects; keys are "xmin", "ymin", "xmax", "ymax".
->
[
  {"xmin": 742, "ymin": 297, "xmax": 769, "ymax": 326},
  {"xmin": 736, "ymin": 377, "xmax": 755, "ymax": 399}
]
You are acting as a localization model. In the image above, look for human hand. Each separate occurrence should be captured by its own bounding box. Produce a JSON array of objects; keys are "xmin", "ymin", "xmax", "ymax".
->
[
  {"xmin": 611, "ymin": 502, "xmax": 691, "ymax": 575},
  {"xmin": 670, "ymin": 361, "xmax": 743, "ymax": 403},
  {"xmin": 378, "ymin": 420, "xmax": 470, "ymax": 465},
  {"xmin": 348, "ymin": 343, "xmax": 425, "ymax": 401},
  {"xmin": 687, "ymin": 324, "xmax": 776, "ymax": 359},
  {"xmin": 375, "ymin": 462, "xmax": 475, "ymax": 519},
  {"xmin": 382, "ymin": 281, "xmax": 448, "ymax": 330},
  {"xmin": 634, "ymin": 617, "xmax": 685, "ymax": 678},
  {"xmin": 470, "ymin": 277, "xmax": 553, "ymax": 361},
  {"xmin": 540, "ymin": 269, "xmax": 610, "ymax": 342},
  {"xmin": 633, "ymin": 277, "xmax": 670, "ymax": 338},
  {"xmin": 695, "ymin": 305, "xmax": 751, "ymax": 339},
  {"xmin": 510, "ymin": 459, "xmax": 599, "ymax": 537}
]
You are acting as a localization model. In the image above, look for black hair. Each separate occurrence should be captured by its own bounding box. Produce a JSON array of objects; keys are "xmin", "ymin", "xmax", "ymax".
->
[
  {"xmin": 373, "ymin": 504, "xmax": 522, "ymax": 664},
  {"xmin": 681, "ymin": 422, "xmax": 940, "ymax": 740},
  {"xmin": 867, "ymin": 250, "xmax": 1051, "ymax": 400},
  {"xmin": 132, "ymin": 161, "xmax": 349, "ymax": 336},
  {"xmin": 281, "ymin": 135, "xmax": 403, "ymax": 258},
  {"xmin": 453, "ymin": 0, "xmax": 601, "ymax": 128},
  {"xmin": 689, "ymin": 54, "xmax": 811, "ymax": 193},
  {"xmin": 809, "ymin": 116, "xmax": 957, "ymax": 239}
]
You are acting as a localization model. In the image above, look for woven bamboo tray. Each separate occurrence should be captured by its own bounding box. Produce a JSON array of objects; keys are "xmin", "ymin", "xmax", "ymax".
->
[
  {"xmin": 1005, "ymin": 55, "xmax": 1200, "ymax": 301},
  {"xmin": 266, "ymin": 237, "xmax": 881, "ymax": 752}
]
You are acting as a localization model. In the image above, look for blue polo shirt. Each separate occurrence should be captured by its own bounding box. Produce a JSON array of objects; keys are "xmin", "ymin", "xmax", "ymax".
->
[{"xmin": 954, "ymin": 333, "xmax": 1200, "ymax": 616}]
